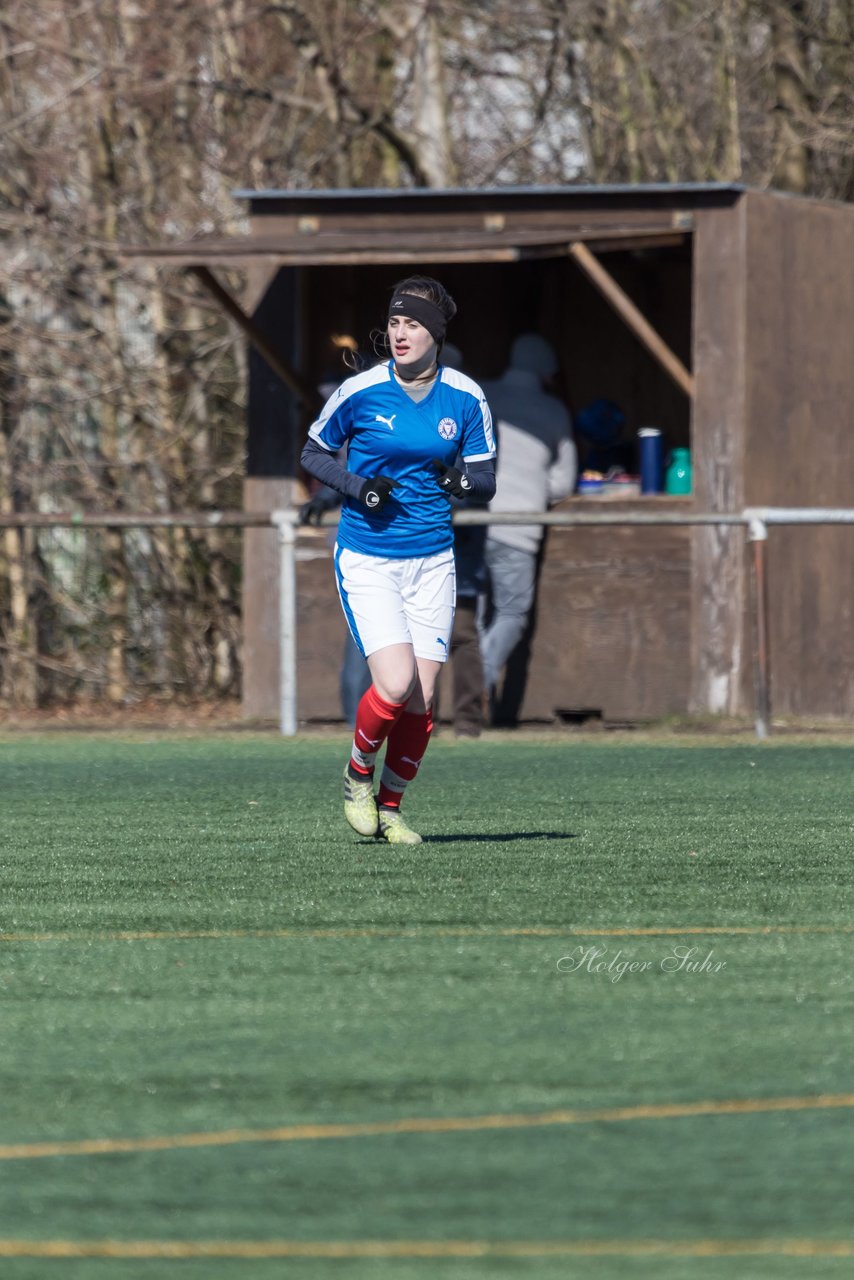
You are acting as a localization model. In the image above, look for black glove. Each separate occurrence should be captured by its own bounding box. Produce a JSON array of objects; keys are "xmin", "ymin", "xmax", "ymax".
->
[
  {"xmin": 432, "ymin": 459, "xmax": 472, "ymax": 499},
  {"xmin": 299, "ymin": 494, "xmax": 333, "ymax": 526},
  {"xmin": 358, "ymin": 475, "xmax": 396, "ymax": 512}
]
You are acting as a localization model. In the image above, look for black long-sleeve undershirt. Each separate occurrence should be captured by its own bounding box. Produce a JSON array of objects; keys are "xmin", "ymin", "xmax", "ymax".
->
[{"xmin": 300, "ymin": 437, "xmax": 496, "ymax": 504}]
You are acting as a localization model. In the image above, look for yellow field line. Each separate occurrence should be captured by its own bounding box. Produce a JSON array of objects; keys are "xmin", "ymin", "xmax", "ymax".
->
[
  {"xmin": 0, "ymin": 1238, "xmax": 853, "ymax": 1258},
  {"xmin": 2, "ymin": 923, "xmax": 853, "ymax": 943},
  {"xmin": 3, "ymin": 1092, "xmax": 853, "ymax": 1162}
]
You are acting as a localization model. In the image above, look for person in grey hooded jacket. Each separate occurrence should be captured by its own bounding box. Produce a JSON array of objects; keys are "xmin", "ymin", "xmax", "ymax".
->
[{"xmin": 480, "ymin": 334, "xmax": 577, "ymax": 707}]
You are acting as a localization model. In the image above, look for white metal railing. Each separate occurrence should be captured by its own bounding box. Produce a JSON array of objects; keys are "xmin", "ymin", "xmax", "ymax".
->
[
  {"xmin": 272, "ymin": 505, "xmax": 854, "ymax": 740},
  {"xmin": 5, "ymin": 506, "xmax": 854, "ymax": 737}
]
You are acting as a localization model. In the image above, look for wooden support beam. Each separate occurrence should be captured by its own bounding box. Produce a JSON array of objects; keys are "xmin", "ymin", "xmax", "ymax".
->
[
  {"xmin": 568, "ymin": 241, "xmax": 695, "ymax": 399},
  {"xmin": 581, "ymin": 233, "xmax": 687, "ymax": 255},
  {"xmin": 189, "ymin": 265, "xmax": 321, "ymax": 413},
  {"xmin": 243, "ymin": 261, "xmax": 282, "ymax": 315}
]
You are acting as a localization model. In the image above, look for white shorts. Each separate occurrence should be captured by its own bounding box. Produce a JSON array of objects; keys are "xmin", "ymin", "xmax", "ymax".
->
[{"xmin": 334, "ymin": 545, "xmax": 456, "ymax": 663}]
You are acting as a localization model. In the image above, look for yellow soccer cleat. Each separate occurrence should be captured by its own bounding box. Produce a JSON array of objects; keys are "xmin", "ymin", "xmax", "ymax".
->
[
  {"xmin": 377, "ymin": 807, "xmax": 423, "ymax": 846},
  {"xmin": 343, "ymin": 765, "xmax": 378, "ymax": 836}
]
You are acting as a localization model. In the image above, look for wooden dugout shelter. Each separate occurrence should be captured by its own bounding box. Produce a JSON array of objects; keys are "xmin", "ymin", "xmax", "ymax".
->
[{"xmin": 128, "ymin": 183, "xmax": 854, "ymax": 724}]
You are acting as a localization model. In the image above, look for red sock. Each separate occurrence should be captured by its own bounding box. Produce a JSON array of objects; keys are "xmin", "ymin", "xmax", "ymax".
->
[
  {"xmin": 378, "ymin": 709, "xmax": 433, "ymax": 809},
  {"xmin": 350, "ymin": 686, "xmax": 407, "ymax": 776}
]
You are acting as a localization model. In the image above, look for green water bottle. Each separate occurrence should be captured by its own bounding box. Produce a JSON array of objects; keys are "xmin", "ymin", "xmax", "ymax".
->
[{"xmin": 665, "ymin": 447, "xmax": 692, "ymax": 495}]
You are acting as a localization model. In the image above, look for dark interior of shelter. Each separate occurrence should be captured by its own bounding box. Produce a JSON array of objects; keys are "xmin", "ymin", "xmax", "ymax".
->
[
  {"xmin": 242, "ymin": 243, "xmax": 697, "ymax": 726},
  {"xmin": 248, "ymin": 246, "xmax": 693, "ymax": 482}
]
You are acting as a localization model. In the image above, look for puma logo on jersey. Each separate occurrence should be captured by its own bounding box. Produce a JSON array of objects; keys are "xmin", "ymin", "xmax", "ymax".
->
[
  {"xmin": 375, "ymin": 413, "xmax": 396, "ymax": 431},
  {"xmin": 436, "ymin": 637, "xmax": 448, "ymax": 652}
]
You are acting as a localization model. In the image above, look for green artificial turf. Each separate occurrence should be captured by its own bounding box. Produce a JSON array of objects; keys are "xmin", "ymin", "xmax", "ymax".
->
[{"xmin": 1, "ymin": 732, "xmax": 853, "ymax": 1279}]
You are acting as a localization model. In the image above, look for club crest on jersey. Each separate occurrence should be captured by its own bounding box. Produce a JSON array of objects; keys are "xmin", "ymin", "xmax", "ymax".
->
[{"xmin": 437, "ymin": 417, "xmax": 458, "ymax": 440}]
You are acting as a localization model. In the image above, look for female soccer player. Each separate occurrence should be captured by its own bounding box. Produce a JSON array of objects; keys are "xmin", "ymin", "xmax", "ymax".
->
[{"xmin": 300, "ymin": 276, "xmax": 496, "ymax": 844}]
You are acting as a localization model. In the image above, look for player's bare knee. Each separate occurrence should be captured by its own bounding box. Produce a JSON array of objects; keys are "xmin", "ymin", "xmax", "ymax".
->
[{"xmin": 374, "ymin": 671, "xmax": 416, "ymax": 705}]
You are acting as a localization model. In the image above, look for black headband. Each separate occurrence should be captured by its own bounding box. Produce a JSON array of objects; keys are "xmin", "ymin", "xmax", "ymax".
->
[{"xmin": 387, "ymin": 293, "xmax": 447, "ymax": 346}]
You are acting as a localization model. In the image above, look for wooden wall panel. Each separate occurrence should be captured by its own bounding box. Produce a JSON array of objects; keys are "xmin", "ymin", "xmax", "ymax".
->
[
  {"xmin": 248, "ymin": 206, "xmax": 697, "ymax": 240},
  {"xmin": 744, "ymin": 192, "xmax": 854, "ymax": 716},
  {"xmin": 241, "ymin": 477, "xmax": 300, "ymax": 721},
  {"xmin": 515, "ymin": 524, "xmax": 692, "ymax": 721},
  {"xmin": 690, "ymin": 203, "xmax": 750, "ymax": 714},
  {"xmin": 294, "ymin": 544, "xmax": 351, "ymax": 722},
  {"xmin": 765, "ymin": 526, "xmax": 854, "ymax": 716},
  {"xmin": 744, "ymin": 192, "xmax": 854, "ymax": 507},
  {"xmin": 288, "ymin": 523, "xmax": 692, "ymax": 726}
]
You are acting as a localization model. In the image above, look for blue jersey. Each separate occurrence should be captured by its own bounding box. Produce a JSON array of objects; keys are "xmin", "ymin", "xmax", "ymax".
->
[{"xmin": 307, "ymin": 361, "xmax": 495, "ymax": 558}]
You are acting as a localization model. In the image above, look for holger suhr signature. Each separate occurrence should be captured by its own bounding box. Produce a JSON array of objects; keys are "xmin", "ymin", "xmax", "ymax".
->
[{"xmin": 557, "ymin": 944, "xmax": 727, "ymax": 983}]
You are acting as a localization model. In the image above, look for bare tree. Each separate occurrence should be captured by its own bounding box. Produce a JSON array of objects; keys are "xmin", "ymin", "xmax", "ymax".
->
[{"xmin": 0, "ymin": 0, "xmax": 851, "ymax": 709}]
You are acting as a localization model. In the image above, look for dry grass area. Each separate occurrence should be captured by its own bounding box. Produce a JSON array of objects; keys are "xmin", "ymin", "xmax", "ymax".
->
[
  {"xmin": 3, "ymin": 698, "xmax": 854, "ymax": 743},
  {"xmin": 0, "ymin": 697, "xmax": 249, "ymax": 733}
]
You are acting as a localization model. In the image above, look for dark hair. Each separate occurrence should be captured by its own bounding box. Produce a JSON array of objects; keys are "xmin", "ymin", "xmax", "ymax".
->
[{"xmin": 390, "ymin": 275, "xmax": 457, "ymax": 324}]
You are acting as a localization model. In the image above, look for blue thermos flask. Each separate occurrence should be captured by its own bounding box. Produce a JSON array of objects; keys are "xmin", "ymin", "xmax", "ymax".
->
[{"xmin": 638, "ymin": 428, "xmax": 664, "ymax": 494}]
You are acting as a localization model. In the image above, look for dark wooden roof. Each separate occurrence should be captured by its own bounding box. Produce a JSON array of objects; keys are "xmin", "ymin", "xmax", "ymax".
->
[
  {"xmin": 231, "ymin": 182, "xmax": 747, "ymax": 215},
  {"xmin": 124, "ymin": 183, "xmax": 743, "ymax": 266},
  {"xmin": 123, "ymin": 223, "xmax": 693, "ymax": 267}
]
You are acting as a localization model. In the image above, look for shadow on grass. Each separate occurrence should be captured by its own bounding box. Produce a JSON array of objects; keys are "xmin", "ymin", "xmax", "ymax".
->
[
  {"xmin": 356, "ymin": 831, "xmax": 577, "ymax": 847},
  {"xmin": 424, "ymin": 831, "xmax": 578, "ymax": 843}
]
